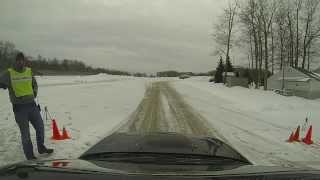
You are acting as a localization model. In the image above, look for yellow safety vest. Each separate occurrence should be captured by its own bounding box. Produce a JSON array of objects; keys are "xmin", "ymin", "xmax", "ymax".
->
[{"xmin": 8, "ymin": 68, "xmax": 34, "ymax": 97}]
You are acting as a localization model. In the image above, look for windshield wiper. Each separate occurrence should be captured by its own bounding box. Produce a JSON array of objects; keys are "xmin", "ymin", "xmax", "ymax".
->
[
  {"xmin": 203, "ymin": 137, "xmax": 251, "ymax": 164},
  {"xmin": 81, "ymin": 152, "xmax": 248, "ymax": 165}
]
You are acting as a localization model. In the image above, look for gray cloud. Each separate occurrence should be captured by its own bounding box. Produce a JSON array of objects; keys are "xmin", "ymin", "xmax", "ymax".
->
[{"xmin": 0, "ymin": 0, "xmax": 227, "ymax": 73}]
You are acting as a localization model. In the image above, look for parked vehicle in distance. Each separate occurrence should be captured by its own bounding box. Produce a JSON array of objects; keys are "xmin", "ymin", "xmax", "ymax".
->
[
  {"xmin": 209, "ymin": 77, "xmax": 215, "ymax": 82},
  {"xmin": 179, "ymin": 74, "xmax": 191, "ymax": 79}
]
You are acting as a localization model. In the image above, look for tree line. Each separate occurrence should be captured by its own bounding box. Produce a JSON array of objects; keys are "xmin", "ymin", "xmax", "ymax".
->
[
  {"xmin": 156, "ymin": 70, "xmax": 213, "ymax": 77},
  {"xmin": 214, "ymin": 0, "xmax": 320, "ymax": 89},
  {"xmin": 1, "ymin": 40, "xmax": 216, "ymax": 77},
  {"xmin": 0, "ymin": 41, "xmax": 130, "ymax": 76}
]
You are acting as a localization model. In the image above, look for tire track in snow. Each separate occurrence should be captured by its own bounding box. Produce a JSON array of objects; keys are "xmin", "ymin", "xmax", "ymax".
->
[
  {"xmin": 118, "ymin": 82, "xmax": 169, "ymax": 133},
  {"xmin": 161, "ymin": 82, "xmax": 221, "ymax": 138},
  {"xmin": 175, "ymin": 88, "xmax": 301, "ymax": 167},
  {"xmin": 118, "ymin": 81, "xmax": 224, "ymax": 140},
  {"xmin": 175, "ymin": 83, "xmax": 289, "ymax": 131},
  {"xmin": 220, "ymin": 121, "xmax": 298, "ymax": 167}
]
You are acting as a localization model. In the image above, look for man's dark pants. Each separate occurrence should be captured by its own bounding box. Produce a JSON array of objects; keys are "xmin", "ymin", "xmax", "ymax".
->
[{"xmin": 13, "ymin": 102, "xmax": 46, "ymax": 160}]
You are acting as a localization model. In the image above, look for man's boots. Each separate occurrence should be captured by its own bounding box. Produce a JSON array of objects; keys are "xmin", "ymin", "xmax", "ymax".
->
[{"xmin": 39, "ymin": 147, "xmax": 54, "ymax": 154}]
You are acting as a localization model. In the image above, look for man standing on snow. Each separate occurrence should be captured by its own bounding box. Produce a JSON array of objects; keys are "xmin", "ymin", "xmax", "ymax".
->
[{"xmin": 0, "ymin": 52, "xmax": 53, "ymax": 160}]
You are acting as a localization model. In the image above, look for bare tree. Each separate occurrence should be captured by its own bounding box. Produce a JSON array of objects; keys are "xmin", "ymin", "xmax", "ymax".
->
[
  {"xmin": 286, "ymin": 4, "xmax": 294, "ymax": 67},
  {"xmin": 294, "ymin": 0, "xmax": 303, "ymax": 68},
  {"xmin": 257, "ymin": 0, "xmax": 276, "ymax": 89},
  {"xmin": 239, "ymin": 0, "xmax": 260, "ymax": 87},
  {"xmin": 301, "ymin": 0, "xmax": 320, "ymax": 69},
  {"xmin": 225, "ymin": 1, "xmax": 238, "ymax": 65},
  {"xmin": 213, "ymin": 0, "xmax": 239, "ymax": 83},
  {"xmin": 213, "ymin": 1, "xmax": 239, "ymax": 57},
  {"xmin": 215, "ymin": 0, "xmax": 320, "ymax": 91},
  {"xmin": 271, "ymin": 20, "xmax": 275, "ymax": 74},
  {"xmin": 275, "ymin": 1, "xmax": 288, "ymax": 71}
]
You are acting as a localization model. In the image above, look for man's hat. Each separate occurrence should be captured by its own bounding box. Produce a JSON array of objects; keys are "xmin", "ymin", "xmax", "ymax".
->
[{"xmin": 16, "ymin": 52, "xmax": 25, "ymax": 61}]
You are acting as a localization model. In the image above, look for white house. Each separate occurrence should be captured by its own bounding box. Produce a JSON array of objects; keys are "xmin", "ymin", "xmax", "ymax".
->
[{"xmin": 267, "ymin": 66, "xmax": 320, "ymax": 99}]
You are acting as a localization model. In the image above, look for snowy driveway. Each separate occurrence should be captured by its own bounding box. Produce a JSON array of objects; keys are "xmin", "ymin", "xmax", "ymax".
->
[{"xmin": 118, "ymin": 81, "xmax": 224, "ymax": 140}]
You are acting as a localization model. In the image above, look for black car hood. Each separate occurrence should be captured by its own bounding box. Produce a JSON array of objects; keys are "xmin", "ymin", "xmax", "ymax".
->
[
  {"xmin": 80, "ymin": 132, "xmax": 250, "ymax": 163},
  {"xmin": 2, "ymin": 132, "xmax": 320, "ymax": 179}
]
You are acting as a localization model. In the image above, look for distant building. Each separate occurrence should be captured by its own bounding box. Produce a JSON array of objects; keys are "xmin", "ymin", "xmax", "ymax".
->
[
  {"xmin": 232, "ymin": 66, "xmax": 248, "ymax": 77},
  {"xmin": 224, "ymin": 71, "xmax": 248, "ymax": 88},
  {"xmin": 267, "ymin": 66, "xmax": 320, "ymax": 99}
]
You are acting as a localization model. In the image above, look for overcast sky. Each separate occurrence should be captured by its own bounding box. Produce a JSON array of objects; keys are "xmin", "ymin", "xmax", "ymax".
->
[{"xmin": 0, "ymin": 0, "xmax": 228, "ymax": 73}]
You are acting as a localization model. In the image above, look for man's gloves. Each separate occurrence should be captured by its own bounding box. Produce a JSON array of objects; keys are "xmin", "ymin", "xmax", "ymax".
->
[{"xmin": 0, "ymin": 83, "xmax": 7, "ymax": 90}]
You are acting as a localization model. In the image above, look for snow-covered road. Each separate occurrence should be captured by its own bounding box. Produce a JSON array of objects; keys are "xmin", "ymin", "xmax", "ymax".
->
[{"xmin": 118, "ymin": 81, "xmax": 224, "ymax": 140}]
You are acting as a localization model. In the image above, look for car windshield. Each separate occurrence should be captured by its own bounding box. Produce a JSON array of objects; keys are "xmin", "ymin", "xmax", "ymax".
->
[{"xmin": 1, "ymin": 0, "xmax": 320, "ymax": 179}]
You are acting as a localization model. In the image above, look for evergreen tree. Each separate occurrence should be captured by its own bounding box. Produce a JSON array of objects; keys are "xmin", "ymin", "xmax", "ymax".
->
[
  {"xmin": 225, "ymin": 55, "xmax": 234, "ymax": 72},
  {"xmin": 214, "ymin": 57, "xmax": 224, "ymax": 83}
]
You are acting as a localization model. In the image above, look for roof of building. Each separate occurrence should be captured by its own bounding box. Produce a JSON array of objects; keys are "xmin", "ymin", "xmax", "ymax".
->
[
  {"xmin": 271, "ymin": 67, "xmax": 320, "ymax": 82},
  {"xmin": 277, "ymin": 77, "xmax": 311, "ymax": 82},
  {"xmin": 296, "ymin": 68, "xmax": 320, "ymax": 81}
]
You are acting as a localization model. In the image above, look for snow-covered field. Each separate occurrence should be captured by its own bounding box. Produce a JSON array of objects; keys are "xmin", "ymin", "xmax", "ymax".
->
[
  {"xmin": 174, "ymin": 77, "xmax": 320, "ymax": 168},
  {"xmin": 0, "ymin": 74, "xmax": 148, "ymax": 166},
  {"xmin": 1, "ymin": 75, "xmax": 320, "ymax": 169}
]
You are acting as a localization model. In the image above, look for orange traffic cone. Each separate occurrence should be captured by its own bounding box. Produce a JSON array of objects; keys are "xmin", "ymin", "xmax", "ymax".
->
[
  {"xmin": 51, "ymin": 119, "xmax": 62, "ymax": 140},
  {"xmin": 52, "ymin": 161, "xmax": 70, "ymax": 167},
  {"xmin": 61, "ymin": 126, "xmax": 71, "ymax": 140},
  {"xmin": 293, "ymin": 126, "xmax": 300, "ymax": 142},
  {"xmin": 286, "ymin": 132, "xmax": 294, "ymax": 142},
  {"xmin": 52, "ymin": 161, "xmax": 61, "ymax": 167},
  {"xmin": 302, "ymin": 126, "xmax": 313, "ymax": 145}
]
